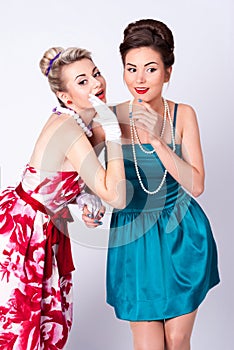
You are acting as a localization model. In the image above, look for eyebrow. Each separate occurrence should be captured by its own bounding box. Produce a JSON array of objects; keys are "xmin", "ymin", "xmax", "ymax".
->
[
  {"xmin": 74, "ymin": 66, "xmax": 98, "ymax": 81},
  {"xmin": 126, "ymin": 61, "xmax": 159, "ymax": 67}
]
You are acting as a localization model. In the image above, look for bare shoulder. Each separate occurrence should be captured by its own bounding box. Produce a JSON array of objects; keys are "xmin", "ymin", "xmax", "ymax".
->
[
  {"xmin": 167, "ymin": 101, "xmax": 199, "ymax": 141},
  {"xmin": 36, "ymin": 112, "xmax": 85, "ymax": 149},
  {"xmin": 30, "ymin": 112, "xmax": 88, "ymax": 170},
  {"xmin": 173, "ymin": 102, "xmax": 199, "ymax": 130},
  {"xmin": 47, "ymin": 112, "xmax": 83, "ymax": 134},
  {"xmin": 177, "ymin": 103, "xmax": 197, "ymax": 121}
]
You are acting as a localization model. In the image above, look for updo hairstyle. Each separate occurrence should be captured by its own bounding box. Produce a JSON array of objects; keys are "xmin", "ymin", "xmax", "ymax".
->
[
  {"xmin": 119, "ymin": 19, "xmax": 175, "ymax": 69},
  {"xmin": 39, "ymin": 47, "xmax": 93, "ymax": 106}
]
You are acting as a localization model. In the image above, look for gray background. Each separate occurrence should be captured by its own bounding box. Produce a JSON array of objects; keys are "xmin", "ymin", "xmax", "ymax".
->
[{"xmin": 0, "ymin": 0, "xmax": 233, "ymax": 349}]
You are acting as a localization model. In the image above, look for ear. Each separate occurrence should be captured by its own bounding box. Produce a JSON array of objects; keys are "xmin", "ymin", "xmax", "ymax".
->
[
  {"xmin": 56, "ymin": 91, "xmax": 70, "ymax": 105},
  {"xmin": 164, "ymin": 67, "xmax": 172, "ymax": 83}
]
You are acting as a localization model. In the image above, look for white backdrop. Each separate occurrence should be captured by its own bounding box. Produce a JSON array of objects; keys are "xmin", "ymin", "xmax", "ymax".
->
[{"xmin": 0, "ymin": 0, "xmax": 233, "ymax": 349}]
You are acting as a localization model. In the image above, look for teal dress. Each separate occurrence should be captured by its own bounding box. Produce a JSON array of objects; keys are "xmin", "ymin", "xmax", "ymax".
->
[{"xmin": 106, "ymin": 104, "xmax": 220, "ymax": 321}]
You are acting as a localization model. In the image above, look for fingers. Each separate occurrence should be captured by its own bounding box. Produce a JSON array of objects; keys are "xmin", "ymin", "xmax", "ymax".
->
[
  {"xmin": 88, "ymin": 94, "xmax": 106, "ymax": 107},
  {"xmin": 133, "ymin": 108, "xmax": 158, "ymax": 122},
  {"xmin": 133, "ymin": 114, "xmax": 157, "ymax": 130},
  {"xmin": 131, "ymin": 104, "xmax": 159, "ymax": 128},
  {"xmin": 86, "ymin": 198, "xmax": 101, "ymax": 217},
  {"xmin": 131, "ymin": 100, "xmax": 157, "ymax": 115},
  {"xmin": 88, "ymin": 94, "xmax": 121, "ymax": 133},
  {"xmin": 131, "ymin": 110, "xmax": 161, "ymax": 140},
  {"xmin": 130, "ymin": 102, "xmax": 164, "ymax": 140},
  {"xmin": 89, "ymin": 94, "xmax": 115, "ymax": 122},
  {"xmin": 76, "ymin": 192, "xmax": 102, "ymax": 217},
  {"xmin": 132, "ymin": 99, "xmax": 161, "ymax": 120},
  {"xmin": 82, "ymin": 205, "xmax": 103, "ymax": 228},
  {"xmin": 138, "ymin": 100, "xmax": 159, "ymax": 115},
  {"xmin": 95, "ymin": 205, "xmax": 106, "ymax": 220},
  {"xmin": 81, "ymin": 214, "xmax": 97, "ymax": 228}
]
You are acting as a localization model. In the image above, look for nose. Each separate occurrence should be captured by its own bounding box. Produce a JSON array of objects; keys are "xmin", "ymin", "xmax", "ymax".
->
[
  {"xmin": 136, "ymin": 70, "xmax": 146, "ymax": 84},
  {"xmin": 90, "ymin": 76, "xmax": 101, "ymax": 90}
]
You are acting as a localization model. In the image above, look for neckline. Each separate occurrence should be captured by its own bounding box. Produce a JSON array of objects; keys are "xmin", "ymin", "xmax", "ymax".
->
[
  {"xmin": 26, "ymin": 164, "xmax": 78, "ymax": 174},
  {"xmin": 121, "ymin": 142, "xmax": 181, "ymax": 147}
]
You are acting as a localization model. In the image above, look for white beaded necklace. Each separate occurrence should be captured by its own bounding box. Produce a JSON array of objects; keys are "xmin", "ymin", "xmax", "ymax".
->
[
  {"xmin": 53, "ymin": 106, "xmax": 93, "ymax": 137},
  {"xmin": 129, "ymin": 98, "xmax": 176, "ymax": 195}
]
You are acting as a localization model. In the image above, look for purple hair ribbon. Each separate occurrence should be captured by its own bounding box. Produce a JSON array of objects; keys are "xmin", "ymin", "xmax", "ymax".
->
[{"xmin": 45, "ymin": 52, "xmax": 61, "ymax": 76}]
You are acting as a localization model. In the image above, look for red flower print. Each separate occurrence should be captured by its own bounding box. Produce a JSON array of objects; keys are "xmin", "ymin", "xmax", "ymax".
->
[
  {"xmin": 0, "ymin": 249, "xmax": 22, "ymax": 282},
  {"xmin": 0, "ymin": 332, "xmax": 18, "ymax": 349},
  {"xmin": 6, "ymin": 288, "xmax": 32, "ymax": 323},
  {"xmin": 40, "ymin": 312, "xmax": 69, "ymax": 349}
]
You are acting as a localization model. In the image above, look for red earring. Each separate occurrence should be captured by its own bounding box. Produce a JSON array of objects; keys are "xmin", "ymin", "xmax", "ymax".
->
[{"xmin": 67, "ymin": 100, "xmax": 72, "ymax": 104}]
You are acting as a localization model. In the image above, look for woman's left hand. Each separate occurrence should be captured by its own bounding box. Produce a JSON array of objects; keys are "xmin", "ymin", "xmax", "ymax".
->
[
  {"xmin": 82, "ymin": 204, "xmax": 106, "ymax": 228},
  {"xmin": 76, "ymin": 192, "xmax": 106, "ymax": 228}
]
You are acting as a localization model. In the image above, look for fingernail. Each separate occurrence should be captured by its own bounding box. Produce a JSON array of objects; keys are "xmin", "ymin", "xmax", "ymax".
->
[
  {"xmin": 138, "ymin": 99, "xmax": 143, "ymax": 102},
  {"xmin": 87, "ymin": 214, "xmax": 93, "ymax": 218},
  {"xmin": 94, "ymin": 220, "xmax": 103, "ymax": 225}
]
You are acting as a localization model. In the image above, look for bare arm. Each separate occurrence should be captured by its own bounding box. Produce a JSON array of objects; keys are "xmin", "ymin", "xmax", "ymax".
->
[{"xmin": 66, "ymin": 119, "xmax": 126, "ymax": 208}]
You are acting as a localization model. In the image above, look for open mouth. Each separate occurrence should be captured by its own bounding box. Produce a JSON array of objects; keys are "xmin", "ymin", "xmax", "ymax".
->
[
  {"xmin": 134, "ymin": 88, "xmax": 149, "ymax": 94},
  {"xmin": 95, "ymin": 90, "xmax": 105, "ymax": 100}
]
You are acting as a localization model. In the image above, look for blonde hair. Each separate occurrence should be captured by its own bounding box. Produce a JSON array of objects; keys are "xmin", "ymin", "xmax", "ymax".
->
[{"xmin": 39, "ymin": 46, "xmax": 93, "ymax": 101}]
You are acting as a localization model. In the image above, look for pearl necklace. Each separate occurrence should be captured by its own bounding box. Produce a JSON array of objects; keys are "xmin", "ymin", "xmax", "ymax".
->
[
  {"xmin": 129, "ymin": 98, "xmax": 176, "ymax": 195},
  {"xmin": 53, "ymin": 106, "xmax": 93, "ymax": 137},
  {"xmin": 130, "ymin": 99, "xmax": 167, "ymax": 154}
]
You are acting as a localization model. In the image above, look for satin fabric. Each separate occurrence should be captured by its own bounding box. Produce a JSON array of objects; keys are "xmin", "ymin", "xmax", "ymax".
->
[{"xmin": 106, "ymin": 143, "xmax": 220, "ymax": 321}]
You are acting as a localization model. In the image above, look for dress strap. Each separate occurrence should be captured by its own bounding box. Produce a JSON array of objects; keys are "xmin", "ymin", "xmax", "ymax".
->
[
  {"xmin": 173, "ymin": 103, "xmax": 178, "ymax": 137},
  {"xmin": 112, "ymin": 105, "xmax": 117, "ymax": 115}
]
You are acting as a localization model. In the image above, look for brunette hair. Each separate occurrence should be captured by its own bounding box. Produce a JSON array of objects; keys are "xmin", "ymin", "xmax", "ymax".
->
[{"xmin": 119, "ymin": 19, "xmax": 175, "ymax": 68}]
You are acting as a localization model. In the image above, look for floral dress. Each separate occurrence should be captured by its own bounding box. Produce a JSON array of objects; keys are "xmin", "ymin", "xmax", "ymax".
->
[{"xmin": 0, "ymin": 164, "xmax": 83, "ymax": 349}]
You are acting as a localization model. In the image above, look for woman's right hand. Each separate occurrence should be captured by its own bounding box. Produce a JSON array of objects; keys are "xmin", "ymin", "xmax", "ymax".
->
[{"xmin": 131, "ymin": 101, "xmax": 162, "ymax": 142}]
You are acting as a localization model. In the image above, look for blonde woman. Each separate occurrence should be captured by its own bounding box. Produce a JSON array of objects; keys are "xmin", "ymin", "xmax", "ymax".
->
[{"xmin": 0, "ymin": 46, "xmax": 125, "ymax": 349}]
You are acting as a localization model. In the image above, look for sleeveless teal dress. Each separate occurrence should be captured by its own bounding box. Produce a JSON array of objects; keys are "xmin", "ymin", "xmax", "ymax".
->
[{"xmin": 106, "ymin": 104, "xmax": 220, "ymax": 321}]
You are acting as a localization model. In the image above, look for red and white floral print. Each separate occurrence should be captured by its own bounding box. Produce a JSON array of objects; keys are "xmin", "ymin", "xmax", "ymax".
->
[{"xmin": 0, "ymin": 164, "xmax": 83, "ymax": 349}]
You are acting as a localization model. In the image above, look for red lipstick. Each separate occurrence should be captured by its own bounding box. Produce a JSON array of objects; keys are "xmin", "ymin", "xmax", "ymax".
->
[
  {"xmin": 135, "ymin": 88, "xmax": 149, "ymax": 94},
  {"xmin": 95, "ymin": 90, "xmax": 105, "ymax": 101}
]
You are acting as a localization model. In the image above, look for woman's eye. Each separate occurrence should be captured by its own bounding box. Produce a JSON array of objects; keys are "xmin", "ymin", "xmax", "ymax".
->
[
  {"xmin": 78, "ymin": 79, "xmax": 88, "ymax": 85},
  {"xmin": 93, "ymin": 71, "xmax": 101, "ymax": 78},
  {"xmin": 127, "ymin": 68, "xmax": 136, "ymax": 73},
  {"xmin": 147, "ymin": 67, "xmax": 157, "ymax": 73}
]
